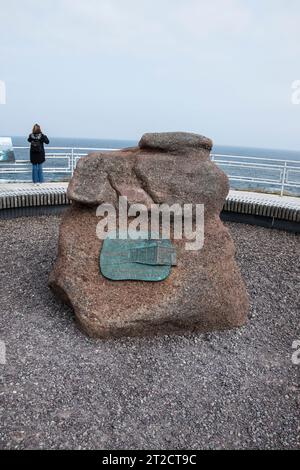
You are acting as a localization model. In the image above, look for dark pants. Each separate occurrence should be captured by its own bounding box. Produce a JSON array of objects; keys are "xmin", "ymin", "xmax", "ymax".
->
[{"xmin": 32, "ymin": 163, "xmax": 44, "ymax": 183}]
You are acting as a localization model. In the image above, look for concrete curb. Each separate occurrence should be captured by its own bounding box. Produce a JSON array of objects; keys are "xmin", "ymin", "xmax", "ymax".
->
[{"xmin": 0, "ymin": 184, "xmax": 299, "ymax": 231}]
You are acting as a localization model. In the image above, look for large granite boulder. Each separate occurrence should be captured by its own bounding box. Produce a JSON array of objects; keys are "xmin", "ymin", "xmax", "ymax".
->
[{"xmin": 49, "ymin": 132, "xmax": 249, "ymax": 338}]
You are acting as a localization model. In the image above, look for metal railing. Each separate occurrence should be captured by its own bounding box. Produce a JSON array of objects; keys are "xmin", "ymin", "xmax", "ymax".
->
[
  {"xmin": 0, "ymin": 147, "xmax": 118, "ymax": 178},
  {"xmin": 211, "ymin": 153, "xmax": 300, "ymax": 196},
  {"xmin": 0, "ymin": 147, "xmax": 300, "ymax": 197}
]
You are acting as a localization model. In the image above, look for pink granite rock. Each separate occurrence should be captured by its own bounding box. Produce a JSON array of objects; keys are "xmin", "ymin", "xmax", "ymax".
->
[{"xmin": 49, "ymin": 132, "xmax": 249, "ymax": 338}]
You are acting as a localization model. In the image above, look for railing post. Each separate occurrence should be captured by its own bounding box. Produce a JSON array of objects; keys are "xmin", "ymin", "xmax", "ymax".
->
[
  {"xmin": 280, "ymin": 161, "xmax": 287, "ymax": 197},
  {"xmin": 71, "ymin": 148, "xmax": 74, "ymax": 176}
]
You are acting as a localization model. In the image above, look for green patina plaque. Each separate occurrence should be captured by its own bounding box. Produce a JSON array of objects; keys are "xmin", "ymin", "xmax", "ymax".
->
[{"xmin": 100, "ymin": 233, "xmax": 177, "ymax": 281}]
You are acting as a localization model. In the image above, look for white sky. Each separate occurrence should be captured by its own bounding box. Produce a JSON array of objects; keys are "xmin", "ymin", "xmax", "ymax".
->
[{"xmin": 0, "ymin": 0, "xmax": 300, "ymax": 149}]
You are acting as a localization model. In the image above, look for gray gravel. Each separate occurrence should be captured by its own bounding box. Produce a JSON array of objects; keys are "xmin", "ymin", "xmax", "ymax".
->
[{"xmin": 0, "ymin": 215, "xmax": 299, "ymax": 450}]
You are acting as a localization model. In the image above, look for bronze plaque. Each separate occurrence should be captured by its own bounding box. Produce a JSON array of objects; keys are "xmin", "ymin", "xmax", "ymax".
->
[{"xmin": 100, "ymin": 234, "xmax": 177, "ymax": 281}]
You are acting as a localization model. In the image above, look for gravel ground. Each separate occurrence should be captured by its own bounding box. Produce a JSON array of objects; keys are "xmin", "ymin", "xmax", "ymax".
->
[{"xmin": 0, "ymin": 214, "xmax": 299, "ymax": 450}]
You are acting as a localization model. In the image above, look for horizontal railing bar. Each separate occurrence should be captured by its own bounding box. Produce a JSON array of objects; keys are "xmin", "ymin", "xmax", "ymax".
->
[
  {"xmin": 281, "ymin": 182, "xmax": 300, "ymax": 187},
  {"xmin": 212, "ymin": 153, "xmax": 300, "ymax": 164},
  {"xmin": 286, "ymin": 167, "xmax": 300, "ymax": 172},
  {"xmin": 8, "ymin": 148, "xmax": 300, "ymax": 166},
  {"xmin": 227, "ymin": 175, "xmax": 283, "ymax": 183},
  {"xmin": 228, "ymin": 177, "xmax": 283, "ymax": 186},
  {"xmin": 217, "ymin": 161, "xmax": 299, "ymax": 169},
  {"xmin": 13, "ymin": 146, "xmax": 118, "ymax": 151},
  {"xmin": 228, "ymin": 179, "xmax": 300, "ymax": 188},
  {"xmin": 11, "ymin": 147, "xmax": 300, "ymax": 164},
  {"xmin": 7, "ymin": 159, "xmax": 299, "ymax": 171},
  {"xmin": 1, "ymin": 175, "xmax": 299, "ymax": 187},
  {"xmin": 217, "ymin": 161, "xmax": 284, "ymax": 169}
]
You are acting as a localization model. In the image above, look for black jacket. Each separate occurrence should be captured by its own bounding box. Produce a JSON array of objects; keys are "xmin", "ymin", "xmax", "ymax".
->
[{"xmin": 28, "ymin": 133, "xmax": 50, "ymax": 164}]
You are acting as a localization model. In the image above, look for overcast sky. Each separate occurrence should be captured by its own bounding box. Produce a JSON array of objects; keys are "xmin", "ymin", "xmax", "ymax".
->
[{"xmin": 0, "ymin": 0, "xmax": 300, "ymax": 149}]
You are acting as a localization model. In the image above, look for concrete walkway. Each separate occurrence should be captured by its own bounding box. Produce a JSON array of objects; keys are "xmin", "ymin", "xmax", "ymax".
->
[{"xmin": 0, "ymin": 182, "xmax": 299, "ymax": 206}]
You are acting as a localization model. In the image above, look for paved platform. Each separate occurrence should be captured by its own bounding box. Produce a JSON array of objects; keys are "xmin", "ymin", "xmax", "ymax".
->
[
  {"xmin": 0, "ymin": 183, "xmax": 299, "ymax": 223},
  {"xmin": 1, "ymin": 216, "xmax": 299, "ymax": 449}
]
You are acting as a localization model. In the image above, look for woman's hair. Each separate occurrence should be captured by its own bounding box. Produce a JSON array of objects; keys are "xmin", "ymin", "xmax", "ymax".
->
[{"xmin": 32, "ymin": 124, "xmax": 42, "ymax": 134}]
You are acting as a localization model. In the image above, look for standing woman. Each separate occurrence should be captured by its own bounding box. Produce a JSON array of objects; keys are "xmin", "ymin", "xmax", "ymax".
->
[{"xmin": 28, "ymin": 124, "xmax": 50, "ymax": 185}]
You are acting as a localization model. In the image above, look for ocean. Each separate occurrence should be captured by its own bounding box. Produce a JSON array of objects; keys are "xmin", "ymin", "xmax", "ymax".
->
[{"xmin": 2, "ymin": 136, "xmax": 300, "ymax": 196}]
